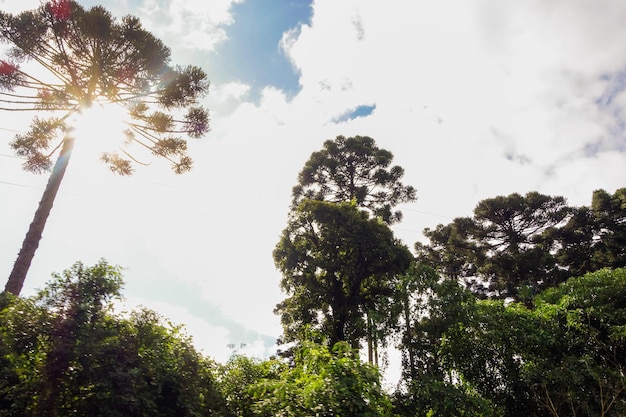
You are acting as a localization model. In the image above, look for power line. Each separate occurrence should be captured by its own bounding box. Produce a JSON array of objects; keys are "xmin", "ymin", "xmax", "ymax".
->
[
  {"xmin": 0, "ymin": 177, "xmax": 175, "ymax": 197},
  {"xmin": 393, "ymin": 226, "xmax": 424, "ymax": 235},
  {"xmin": 0, "ymin": 127, "xmax": 22, "ymax": 134},
  {"xmin": 0, "ymin": 180, "xmax": 40, "ymax": 189},
  {"xmin": 402, "ymin": 206, "xmax": 454, "ymax": 220}
]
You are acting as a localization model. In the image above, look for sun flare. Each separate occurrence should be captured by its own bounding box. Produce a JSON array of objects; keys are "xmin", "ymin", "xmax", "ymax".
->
[{"xmin": 70, "ymin": 101, "xmax": 129, "ymax": 164}]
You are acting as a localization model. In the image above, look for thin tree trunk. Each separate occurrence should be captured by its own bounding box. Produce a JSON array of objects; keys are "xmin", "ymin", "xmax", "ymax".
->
[
  {"xmin": 373, "ymin": 335, "xmax": 378, "ymax": 367},
  {"xmin": 4, "ymin": 136, "xmax": 75, "ymax": 295},
  {"xmin": 367, "ymin": 312, "xmax": 373, "ymax": 364},
  {"xmin": 403, "ymin": 288, "xmax": 416, "ymax": 382}
]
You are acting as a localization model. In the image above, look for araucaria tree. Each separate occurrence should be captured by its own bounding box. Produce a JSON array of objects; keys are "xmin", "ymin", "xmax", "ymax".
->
[
  {"xmin": 292, "ymin": 135, "xmax": 417, "ymax": 224},
  {"xmin": 0, "ymin": 1, "xmax": 210, "ymax": 295},
  {"xmin": 277, "ymin": 136, "xmax": 416, "ymax": 358},
  {"xmin": 417, "ymin": 192, "xmax": 571, "ymax": 301}
]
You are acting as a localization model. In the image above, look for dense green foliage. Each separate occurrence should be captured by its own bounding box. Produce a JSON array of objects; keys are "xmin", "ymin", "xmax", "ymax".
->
[
  {"xmin": 252, "ymin": 341, "xmax": 393, "ymax": 417},
  {"xmin": 217, "ymin": 355, "xmax": 280, "ymax": 417},
  {"xmin": 394, "ymin": 264, "xmax": 503, "ymax": 417},
  {"xmin": 393, "ymin": 266, "xmax": 626, "ymax": 417},
  {"xmin": 274, "ymin": 200, "xmax": 412, "ymax": 349},
  {"xmin": 0, "ymin": 261, "xmax": 225, "ymax": 417},
  {"xmin": 527, "ymin": 268, "xmax": 626, "ymax": 416}
]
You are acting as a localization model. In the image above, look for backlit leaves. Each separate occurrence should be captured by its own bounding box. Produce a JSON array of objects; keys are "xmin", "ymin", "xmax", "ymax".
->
[
  {"xmin": 101, "ymin": 152, "xmax": 133, "ymax": 175},
  {"xmin": 49, "ymin": 0, "xmax": 72, "ymax": 21},
  {"xmin": 0, "ymin": 60, "xmax": 22, "ymax": 90},
  {"xmin": 1, "ymin": 1, "xmax": 210, "ymax": 175},
  {"xmin": 158, "ymin": 65, "xmax": 210, "ymax": 108},
  {"xmin": 152, "ymin": 137, "xmax": 187, "ymax": 157},
  {"xmin": 10, "ymin": 117, "xmax": 67, "ymax": 173},
  {"xmin": 184, "ymin": 106, "xmax": 210, "ymax": 138}
]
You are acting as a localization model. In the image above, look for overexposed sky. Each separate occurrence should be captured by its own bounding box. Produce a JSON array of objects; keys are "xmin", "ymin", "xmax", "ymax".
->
[{"xmin": 1, "ymin": 0, "xmax": 625, "ymax": 375}]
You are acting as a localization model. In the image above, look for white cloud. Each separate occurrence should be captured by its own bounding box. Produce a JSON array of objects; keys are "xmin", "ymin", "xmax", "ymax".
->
[
  {"xmin": 207, "ymin": 81, "xmax": 252, "ymax": 116},
  {"xmin": 214, "ymin": 81, "xmax": 251, "ymax": 101},
  {"xmin": 119, "ymin": 296, "xmax": 233, "ymax": 361},
  {"xmin": 137, "ymin": 0, "xmax": 243, "ymax": 51},
  {"xmin": 208, "ymin": 0, "xmax": 626, "ymax": 253},
  {"xmin": 0, "ymin": 0, "xmax": 40, "ymax": 13}
]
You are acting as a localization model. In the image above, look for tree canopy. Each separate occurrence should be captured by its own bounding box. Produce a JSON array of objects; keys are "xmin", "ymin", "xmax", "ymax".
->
[
  {"xmin": 1, "ymin": 0, "xmax": 210, "ymax": 295},
  {"xmin": 417, "ymin": 191, "xmax": 572, "ymax": 301},
  {"xmin": 0, "ymin": 0, "xmax": 209, "ymax": 174},
  {"xmin": 273, "ymin": 200, "xmax": 412, "ymax": 348},
  {"xmin": 417, "ymin": 189, "xmax": 626, "ymax": 303},
  {"xmin": 291, "ymin": 135, "xmax": 416, "ymax": 223},
  {"xmin": 557, "ymin": 188, "xmax": 626, "ymax": 276}
]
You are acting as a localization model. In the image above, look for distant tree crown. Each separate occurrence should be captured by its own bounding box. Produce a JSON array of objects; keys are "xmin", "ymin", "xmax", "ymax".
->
[{"xmin": 291, "ymin": 135, "xmax": 416, "ymax": 223}]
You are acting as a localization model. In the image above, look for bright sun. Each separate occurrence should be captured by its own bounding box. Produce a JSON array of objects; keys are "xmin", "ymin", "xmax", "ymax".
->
[{"xmin": 70, "ymin": 101, "xmax": 129, "ymax": 165}]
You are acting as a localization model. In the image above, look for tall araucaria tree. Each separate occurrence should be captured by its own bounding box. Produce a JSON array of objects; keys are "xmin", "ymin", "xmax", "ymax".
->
[
  {"xmin": 0, "ymin": 1, "xmax": 210, "ymax": 295},
  {"xmin": 417, "ymin": 192, "xmax": 571, "ymax": 302},
  {"xmin": 292, "ymin": 135, "xmax": 417, "ymax": 224}
]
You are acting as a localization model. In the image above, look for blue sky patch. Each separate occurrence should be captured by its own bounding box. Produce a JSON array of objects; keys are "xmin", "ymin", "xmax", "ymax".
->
[
  {"xmin": 597, "ymin": 68, "xmax": 626, "ymax": 108},
  {"xmin": 73, "ymin": 0, "xmax": 313, "ymax": 102},
  {"xmin": 211, "ymin": 0, "xmax": 313, "ymax": 101},
  {"xmin": 332, "ymin": 104, "xmax": 377, "ymax": 123}
]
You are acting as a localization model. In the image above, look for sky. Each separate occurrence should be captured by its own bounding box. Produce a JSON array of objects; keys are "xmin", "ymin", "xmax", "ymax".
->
[{"xmin": 1, "ymin": 0, "xmax": 626, "ymax": 383}]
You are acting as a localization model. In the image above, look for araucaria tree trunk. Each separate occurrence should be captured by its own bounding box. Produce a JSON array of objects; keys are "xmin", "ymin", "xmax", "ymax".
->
[
  {"xmin": 1, "ymin": 2, "xmax": 210, "ymax": 294},
  {"xmin": 5, "ymin": 137, "xmax": 74, "ymax": 295}
]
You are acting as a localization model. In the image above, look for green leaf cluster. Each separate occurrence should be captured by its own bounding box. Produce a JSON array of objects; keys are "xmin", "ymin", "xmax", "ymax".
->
[{"xmin": 252, "ymin": 341, "xmax": 393, "ymax": 417}]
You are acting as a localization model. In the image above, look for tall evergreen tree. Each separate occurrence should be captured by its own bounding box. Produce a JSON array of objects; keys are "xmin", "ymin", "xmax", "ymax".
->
[
  {"xmin": 417, "ymin": 192, "xmax": 571, "ymax": 301},
  {"xmin": 0, "ymin": 1, "xmax": 210, "ymax": 295}
]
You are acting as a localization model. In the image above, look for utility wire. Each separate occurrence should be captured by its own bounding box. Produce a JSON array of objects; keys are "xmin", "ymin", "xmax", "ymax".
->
[
  {"xmin": 0, "ymin": 127, "xmax": 22, "ymax": 134},
  {"xmin": 402, "ymin": 206, "xmax": 454, "ymax": 220},
  {"xmin": 0, "ymin": 180, "xmax": 40, "ymax": 189}
]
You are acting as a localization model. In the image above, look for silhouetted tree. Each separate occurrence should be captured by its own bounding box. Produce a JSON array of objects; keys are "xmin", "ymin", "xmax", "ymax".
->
[
  {"xmin": 0, "ymin": 1, "xmax": 210, "ymax": 294},
  {"xmin": 417, "ymin": 192, "xmax": 571, "ymax": 301},
  {"xmin": 274, "ymin": 200, "xmax": 412, "ymax": 349},
  {"xmin": 292, "ymin": 135, "xmax": 416, "ymax": 224}
]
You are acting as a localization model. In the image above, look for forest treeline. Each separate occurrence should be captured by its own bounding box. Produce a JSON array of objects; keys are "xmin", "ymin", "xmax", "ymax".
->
[
  {"xmin": 1, "ymin": 2, "xmax": 625, "ymax": 416},
  {"xmin": 1, "ymin": 264, "xmax": 625, "ymax": 416},
  {"xmin": 1, "ymin": 134, "xmax": 624, "ymax": 416}
]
